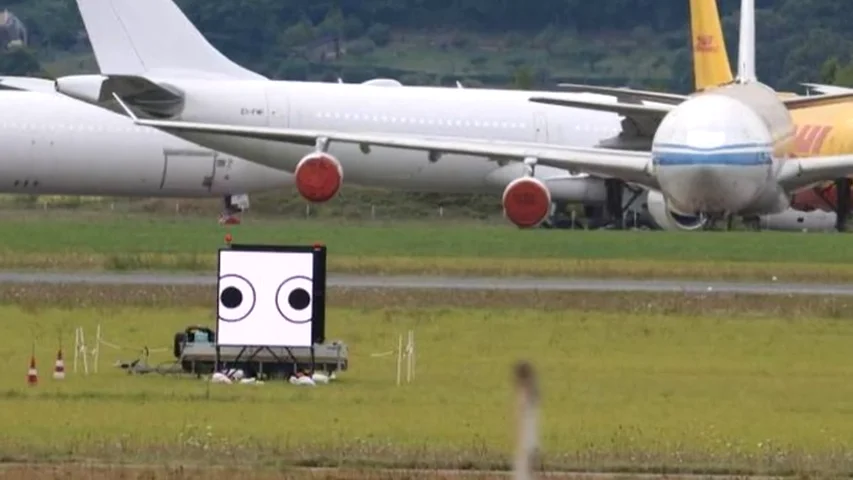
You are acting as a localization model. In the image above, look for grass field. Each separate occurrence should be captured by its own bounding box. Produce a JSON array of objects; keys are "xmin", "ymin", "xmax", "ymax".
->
[
  {"xmin": 0, "ymin": 465, "xmax": 773, "ymax": 480},
  {"xmin": 1, "ymin": 213, "xmax": 853, "ymax": 282},
  {"xmin": 2, "ymin": 285, "xmax": 853, "ymax": 476}
]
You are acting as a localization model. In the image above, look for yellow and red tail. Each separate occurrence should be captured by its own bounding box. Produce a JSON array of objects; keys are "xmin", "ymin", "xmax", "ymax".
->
[{"xmin": 689, "ymin": 0, "xmax": 733, "ymax": 91}]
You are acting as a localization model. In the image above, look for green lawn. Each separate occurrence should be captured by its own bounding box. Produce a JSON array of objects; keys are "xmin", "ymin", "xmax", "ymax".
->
[
  {"xmin": 0, "ymin": 215, "xmax": 848, "ymax": 262},
  {"xmin": 1, "ymin": 214, "xmax": 852, "ymax": 282},
  {"xmin": 1, "ymin": 304, "xmax": 852, "ymax": 475}
]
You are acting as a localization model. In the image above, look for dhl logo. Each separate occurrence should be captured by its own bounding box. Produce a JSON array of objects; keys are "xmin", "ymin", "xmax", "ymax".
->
[
  {"xmin": 694, "ymin": 35, "xmax": 718, "ymax": 53},
  {"xmin": 790, "ymin": 124, "xmax": 833, "ymax": 157}
]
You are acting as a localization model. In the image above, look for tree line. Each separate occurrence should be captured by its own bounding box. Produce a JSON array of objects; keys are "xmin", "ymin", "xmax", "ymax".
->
[{"xmin": 4, "ymin": 0, "xmax": 853, "ymax": 90}]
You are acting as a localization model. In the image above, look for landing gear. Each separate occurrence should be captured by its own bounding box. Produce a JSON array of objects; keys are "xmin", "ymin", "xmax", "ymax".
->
[
  {"xmin": 703, "ymin": 213, "xmax": 736, "ymax": 231},
  {"xmin": 541, "ymin": 201, "xmax": 584, "ymax": 229},
  {"xmin": 604, "ymin": 179, "xmax": 623, "ymax": 229},
  {"xmin": 219, "ymin": 194, "xmax": 250, "ymax": 225},
  {"xmin": 835, "ymin": 178, "xmax": 851, "ymax": 232},
  {"xmin": 601, "ymin": 180, "xmax": 649, "ymax": 230},
  {"xmin": 540, "ymin": 181, "xmax": 651, "ymax": 231},
  {"xmin": 699, "ymin": 213, "xmax": 729, "ymax": 231},
  {"xmin": 584, "ymin": 205, "xmax": 607, "ymax": 229}
]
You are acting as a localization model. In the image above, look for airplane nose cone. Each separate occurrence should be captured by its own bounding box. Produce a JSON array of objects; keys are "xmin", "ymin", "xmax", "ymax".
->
[
  {"xmin": 652, "ymin": 94, "xmax": 774, "ymax": 214},
  {"xmin": 653, "ymin": 145, "xmax": 772, "ymax": 214}
]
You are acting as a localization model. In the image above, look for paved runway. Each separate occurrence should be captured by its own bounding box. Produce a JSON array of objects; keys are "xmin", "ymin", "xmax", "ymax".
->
[{"xmin": 0, "ymin": 271, "xmax": 851, "ymax": 295}]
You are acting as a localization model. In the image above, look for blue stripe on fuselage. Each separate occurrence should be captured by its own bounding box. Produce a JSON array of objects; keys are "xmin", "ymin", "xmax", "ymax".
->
[{"xmin": 653, "ymin": 143, "xmax": 773, "ymax": 167}]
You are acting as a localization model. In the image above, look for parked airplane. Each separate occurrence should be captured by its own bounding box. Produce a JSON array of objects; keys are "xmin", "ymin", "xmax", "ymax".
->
[
  {"xmin": 556, "ymin": 0, "xmax": 853, "ymax": 233},
  {"xmin": 60, "ymin": 0, "xmax": 653, "ymax": 230},
  {"xmin": 0, "ymin": 76, "xmax": 294, "ymax": 222},
  {"xmin": 61, "ymin": 0, "xmax": 853, "ymax": 231}
]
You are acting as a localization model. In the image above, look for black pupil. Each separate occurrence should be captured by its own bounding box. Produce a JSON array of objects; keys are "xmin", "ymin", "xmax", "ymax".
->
[
  {"xmin": 288, "ymin": 288, "xmax": 310, "ymax": 310},
  {"xmin": 221, "ymin": 286, "xmax": 242, "ymax": 309}
]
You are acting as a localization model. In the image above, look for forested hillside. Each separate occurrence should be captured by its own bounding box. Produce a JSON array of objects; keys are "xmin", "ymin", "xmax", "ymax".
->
[{"xmin": 4, "ymin": 0, "xmax": 853, "ymax": 92}]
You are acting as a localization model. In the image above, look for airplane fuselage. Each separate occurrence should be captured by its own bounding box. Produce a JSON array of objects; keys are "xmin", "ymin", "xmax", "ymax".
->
[
  {"xmin": 0, "ymin": 91, "xmax": 293, "ymax": 197},
  {"xmin": 145, "ymin": 78, "xmax": 629, "ymax": 201},
  {"xmin": 0, "ymin": 90, "xmax": 293, "ymax": 197}
]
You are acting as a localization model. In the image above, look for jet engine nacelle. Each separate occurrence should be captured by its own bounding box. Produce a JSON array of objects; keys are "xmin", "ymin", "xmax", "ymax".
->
[
  {"xmin": 646, "ymin": 190, "xmax": 709, "ymax": 231},
  {"xmin": 758, "ymin": 209, "xmax": 837, "ymax": 232},
  {"xmin": 502, "ymin": 176, "xmax": 552, "ymax": 228},
  {"xmin": 294, "ymin": 152, "xmax": 344, "ymax": 203}
]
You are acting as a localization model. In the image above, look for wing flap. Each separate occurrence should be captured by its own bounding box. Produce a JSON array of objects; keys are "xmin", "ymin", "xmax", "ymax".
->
[
  {"xmin": 777, "ymin": 155, "xmax": 853, "ymax": 192},
  {"xmin": 782, "ymin": 90, "xmax": 853, "ymax": 110},
  {"xmin": 110, "ymin": 93, "xmax": 657, "ymax": 190},
  {"xmin": 557, "ymin": 83, "xmax": 688, "ymax": 105}
]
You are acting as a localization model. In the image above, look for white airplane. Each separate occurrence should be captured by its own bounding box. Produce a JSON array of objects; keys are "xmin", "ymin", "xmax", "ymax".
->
[
  {"xmin": 0, "ymin": 76, "xmax": 294, "ymax": 222},
  {"xmin": 59, "ymin": 0, "xmax": 853, "ymax": 232},
  {"xmin": 54, "ymin": 0, "xmax": 678, "ymax": 231}
]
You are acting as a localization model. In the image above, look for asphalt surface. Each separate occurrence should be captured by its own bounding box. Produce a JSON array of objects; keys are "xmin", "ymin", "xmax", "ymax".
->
[{"xmin": 0, "ymin": 271, "xmax": 851, "ymax": 295}]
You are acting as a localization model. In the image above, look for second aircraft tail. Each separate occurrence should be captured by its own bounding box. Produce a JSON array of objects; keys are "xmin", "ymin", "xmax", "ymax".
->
[
  {"xmin": 689, "ymin": 0, "xmax": 734, "ymax": 91},
  {"xmin": 75, "ymin": 0, "xmax": 266, "ymax": 80}
]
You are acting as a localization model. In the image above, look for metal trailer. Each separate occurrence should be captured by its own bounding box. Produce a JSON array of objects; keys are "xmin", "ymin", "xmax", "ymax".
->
[{"xmin": 173, "ymin": 326, "xmax": 348, "ymax": 379}]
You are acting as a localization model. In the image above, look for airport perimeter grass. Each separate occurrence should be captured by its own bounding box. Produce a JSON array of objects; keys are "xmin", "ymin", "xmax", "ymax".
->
[
  {"xmin": 2, "ymin": 286, "xmax": 853, "ymax": 476},
  {"xmin": 2, "ymin": 212, "xmax": 853, "ymax": 282}
]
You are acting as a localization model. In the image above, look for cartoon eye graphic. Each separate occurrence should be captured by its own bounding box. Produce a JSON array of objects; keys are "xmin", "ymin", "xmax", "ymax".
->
[
  {"xmin": 218, "ymin": 274, "xmax": 256, "ymax": 322},
  {"xmin": 275, "ymin": 276, "xmax": 313, "ymax": 324}
]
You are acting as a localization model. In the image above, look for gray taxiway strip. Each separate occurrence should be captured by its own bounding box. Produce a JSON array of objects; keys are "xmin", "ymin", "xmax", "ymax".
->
[{"xmin": 0, "ymin": 271, "xmax": 851, "ymax": 295}]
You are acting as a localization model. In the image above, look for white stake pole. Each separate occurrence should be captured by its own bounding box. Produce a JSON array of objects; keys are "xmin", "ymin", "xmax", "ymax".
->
[{"xmin": 396, "ymin": 334, "xmax": 403, "ymax": 386}]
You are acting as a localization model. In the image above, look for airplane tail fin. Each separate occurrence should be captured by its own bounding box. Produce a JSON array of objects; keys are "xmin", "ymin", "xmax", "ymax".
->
[
  {"xmin": 74, "ymin": 0, "xmax": 265, "ymax": 79},
  {"xmin": 735, "ymin": 0, "xmax": 757, "ymax": 83},
  {"xmin": 689, "ymin": 0, "xmax": 733, "ymax": 90}
]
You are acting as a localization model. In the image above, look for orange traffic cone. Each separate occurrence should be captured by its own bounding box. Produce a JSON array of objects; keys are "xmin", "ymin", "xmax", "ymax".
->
[
  {"xmin": 53, "ymin": 349, "xmax": 65, "ymax": 380},
  {"xmin": 27, "ymin": 355, "xmax": 38, "ymax": 386}
]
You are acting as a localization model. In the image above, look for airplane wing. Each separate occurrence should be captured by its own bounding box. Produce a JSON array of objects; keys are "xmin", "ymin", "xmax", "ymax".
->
[
  {"xmin": 528, "ymin": 94, "xmax": 672, "ymax": 139},
  {"xmin": 110, "ymin": 93, "xmax": 658, "ymax": 189},
  {"xmin": 528, "ymin": 95, "xmax": 673, "ymax": 118},
  {"xmin": 777, "ymin": 155, "xmax": 853, "ymax": 192},
  {"xmin": 800, "ymin": 83, "xmax": 853, "ymax": 95},
  {"xmin": 556, "ymin": 83, "xmax": 688, "ymax": 105},
  {"xmin": 781, "ymin": 90, "xmax": 853, "ymax": 110}
]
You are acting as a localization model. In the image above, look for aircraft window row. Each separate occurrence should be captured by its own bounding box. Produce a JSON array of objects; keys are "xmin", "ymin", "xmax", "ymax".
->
[
  {"xmin": 1, "ymin": 120, "xmax": 620, "ymax": 137},
  {"xmin": 313, "ymin": 111, "xmax": 620, "ymax": 134},
  {"xmin": 315, "ymin": 111, "xmax": 528, "ymax": 129}
]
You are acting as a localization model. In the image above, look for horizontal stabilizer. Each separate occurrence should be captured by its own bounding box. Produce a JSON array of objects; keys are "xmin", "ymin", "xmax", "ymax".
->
[
  {"xmin": 557, "ymin": 83, "xmax": 688, "ymax": 105},
  {"xmin": 775, "ymin": 91, "xmax": 800, "ymax": 99},
  {"xmin": 110, "ymin": 93, "xmax": 657, "ymax": 190},
  {"xmin": 782, "ymin": 90, "xmax": 853, "ymax": 110},
  {"xmin": 0, "ymin": 76, "xmax": 58, "ymax": 93},
  {"xmin": 777, "ymin": 155, "xmax": 853, "ymax": 192},
  {"xmin": 100, "ymin": 75, "xmax": 185, "ymax": 118},
  {"xmin": 529, "ymin": 95, "xmax": 672, "ymax": 120},
  {"xmin": 800, "ymin": 83, "xmax": 853, "ymax": 95}
]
